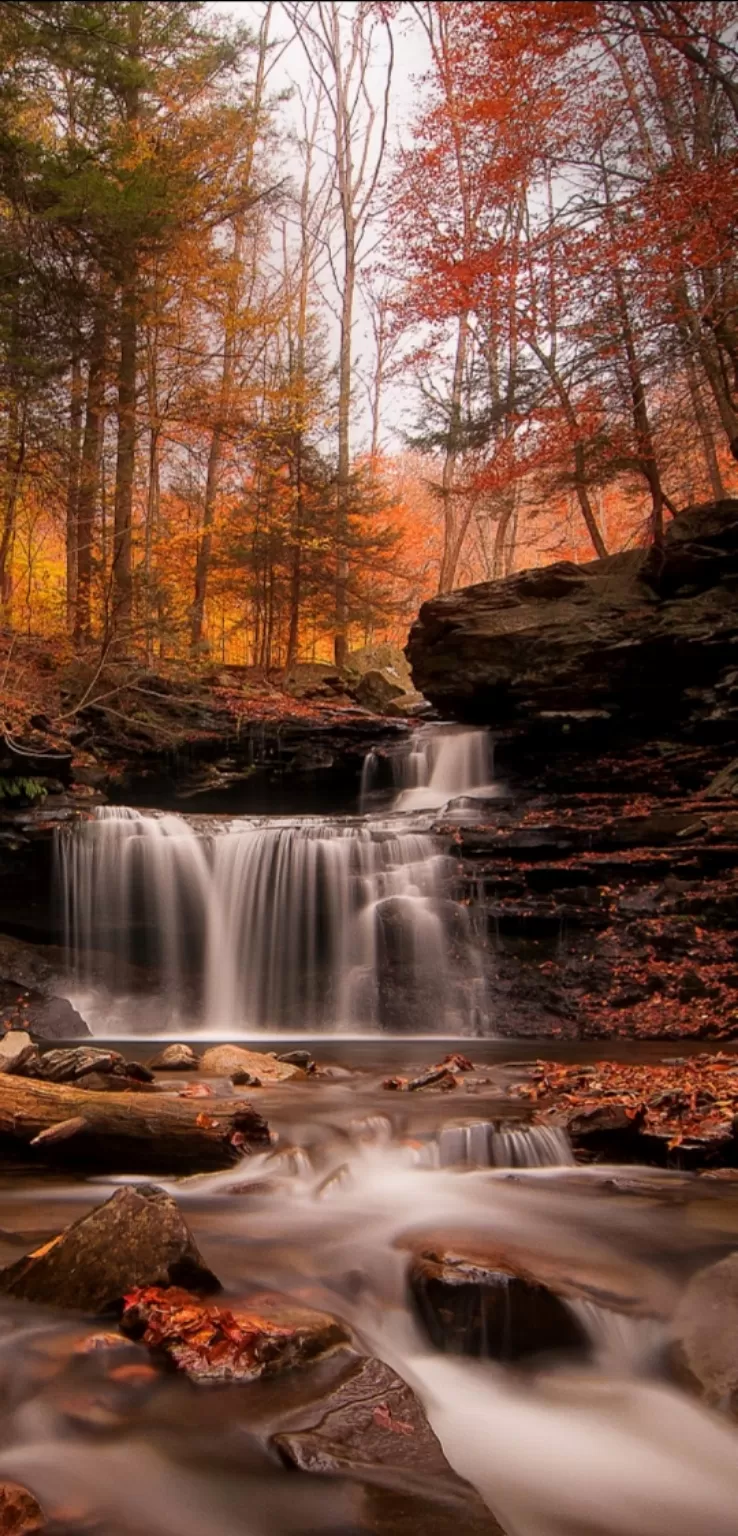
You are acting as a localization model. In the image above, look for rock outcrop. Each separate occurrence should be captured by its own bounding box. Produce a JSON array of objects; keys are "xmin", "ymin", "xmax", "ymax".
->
[
  {"xmin": 0, "ymin": 1187, "xmax": 219, "ymax": 1312},
  {"xmin": 407, "ymin": 500, "xmax": 738, "ymax": 740}
]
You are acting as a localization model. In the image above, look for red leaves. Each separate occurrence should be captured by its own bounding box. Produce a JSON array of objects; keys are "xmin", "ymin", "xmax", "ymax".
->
[
  {"xmin": 121, "ymin": 1287, "xmax": 346, "ymax": 1385},
  {"xmin": 121, "ymin": 1287, "xmax": 277, "ymax": 1382},
  {"xmin": 515, "ymin": 1054, "xmax": 738, "ymax": 1144}
]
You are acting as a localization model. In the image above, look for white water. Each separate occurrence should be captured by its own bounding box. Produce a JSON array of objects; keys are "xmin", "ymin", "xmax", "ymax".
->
[
  {"xmin": 56, "ymin": 810, "xmax": 487, "ymax": 1036},
  {"xmin": 361, "ymin": 724, "xmax": 496, "ymax": 813},
  {"xmin": 55, "ymin": 725, "xmax": 495, "ymax": 1037},
  {"xmin": 3, "ymin": 1121, "xmax": 736, "ymax": 1536}
]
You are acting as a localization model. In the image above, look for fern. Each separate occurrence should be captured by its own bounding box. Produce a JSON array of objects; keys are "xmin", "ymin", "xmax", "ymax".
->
[{"xmin": 0, "ymin": 777, "xmax": 48, "ymax": 804}]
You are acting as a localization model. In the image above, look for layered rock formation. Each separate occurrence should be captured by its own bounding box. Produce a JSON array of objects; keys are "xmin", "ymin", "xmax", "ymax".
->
[{"xmin": 407, "ymin": 500, "xmax": 738, "ymax": 741}]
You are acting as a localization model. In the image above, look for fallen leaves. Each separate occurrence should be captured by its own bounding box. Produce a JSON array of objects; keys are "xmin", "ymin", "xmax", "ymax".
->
[{"xmin": 513, "ymin": 1054, "xmax": 738, "ymax": 1146}]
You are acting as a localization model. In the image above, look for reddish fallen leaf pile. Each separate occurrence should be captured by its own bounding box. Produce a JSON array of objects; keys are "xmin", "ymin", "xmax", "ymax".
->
[
  {"xmin": 512, "ymin": 1054, "xmax": 738, "ymax": 1147},
  {"xmin": 121, "ymin": 1286, "xmax": 345, "ymax": 1384},
  {"xmin": 121, "ymin": 1287, "xmax": 297, "ymax": 1382}
]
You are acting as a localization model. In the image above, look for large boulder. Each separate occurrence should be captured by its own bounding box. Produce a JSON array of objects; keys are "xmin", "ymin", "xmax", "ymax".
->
[
  {"xmin": 407, "ymin": 1231, "xmax": 676, "ymax": 1361},
  {"xmin": 406, "ymin": 500, "xmax": 738, "ymax": 736},
  {"xmin": 0, "ymin": 1187, "xmax": 219, "ymax": 1312},
  {"xmin": 344, "ymin": 644, "xmax": 427, "ymax": 717},
  {"xmin": 409, "ymin": 1246, "xmax": 588, "ymax": 1360},
  {"xmin": 671, "ymin": 1252, "xmax": 738, "ymax": 1414},
  {"xmin": 198, "ymin": 1045, "xmax": 305, "ymax": 1083},
  {"xmin": 272, "ymin": 1350, "xmax": 502, "ymax": 1535}
]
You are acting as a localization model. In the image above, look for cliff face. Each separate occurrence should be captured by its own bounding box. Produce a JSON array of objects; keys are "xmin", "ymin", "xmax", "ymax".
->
[{"xmin": 407, "ymin": 501, "xmax": 738, "ymax": 740}]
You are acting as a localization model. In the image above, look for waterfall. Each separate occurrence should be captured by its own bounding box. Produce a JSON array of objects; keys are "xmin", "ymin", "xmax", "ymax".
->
[
  {"xmin": 437, "ymin": 1122, "xmax": 574, "ymax": 1168},
  {"xmin": 361, "ymin": 724, "xmax": 494, "ymax": 813},
  {"xmin": 56, "ymin": 809, "xmax": 488, "ymax": 1037}
]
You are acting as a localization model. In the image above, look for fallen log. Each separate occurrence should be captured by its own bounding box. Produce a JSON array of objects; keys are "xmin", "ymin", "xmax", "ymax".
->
[{"xmin": 0, "ymin": 1076, "xmax": 269, "ymax": 1173}]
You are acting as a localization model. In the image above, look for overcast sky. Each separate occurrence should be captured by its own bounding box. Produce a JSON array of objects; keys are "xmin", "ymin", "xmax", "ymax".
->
[{"xmin": 209, "ymin": 1, "xmax": 428, "ymax": 451}]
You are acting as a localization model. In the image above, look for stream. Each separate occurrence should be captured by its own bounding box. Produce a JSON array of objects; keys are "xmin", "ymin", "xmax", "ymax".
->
[{"xmin": 1, "ymin": 725, "xmax": 737, "ymax": 1535}]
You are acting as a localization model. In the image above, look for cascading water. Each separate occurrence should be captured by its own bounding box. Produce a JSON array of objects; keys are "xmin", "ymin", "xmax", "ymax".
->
[
  {"xmin": 56, "ymin": 723, "xmax": 495, "ymax": 1038},
  {"xmin": 361, "ymin": 723, "xmax": 495, "ymax": 813},
  {"xmin": 56, "ymin": 807, "xmax": 488, "ymax": 1036}
]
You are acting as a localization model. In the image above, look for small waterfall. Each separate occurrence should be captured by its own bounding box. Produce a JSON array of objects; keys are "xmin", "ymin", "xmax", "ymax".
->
[
  {"xmin": 56, "ymin": 809, "xmax": 488, "ymax": 1036},
  {"xmin": 491, "ymin": 1124, "xmax": 575, "ymax": 1168},
  {"xmin": 437, "ymin": 1121, "xmax": 574, "ymax": 1168},
  {"xmin": 361, "ymin": 724, "xmax": 494, "ymax": 813}
]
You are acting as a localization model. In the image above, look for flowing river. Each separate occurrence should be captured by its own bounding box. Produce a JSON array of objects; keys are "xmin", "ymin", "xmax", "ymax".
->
[{"xmin": 1, "ymin": 725, "xmax": 736, "ymax": 1536}]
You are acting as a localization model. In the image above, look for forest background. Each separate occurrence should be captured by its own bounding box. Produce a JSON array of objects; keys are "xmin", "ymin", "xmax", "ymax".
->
[{"xmin": 0, "ymin": 0, "xmax": 737, "ymax": 678}]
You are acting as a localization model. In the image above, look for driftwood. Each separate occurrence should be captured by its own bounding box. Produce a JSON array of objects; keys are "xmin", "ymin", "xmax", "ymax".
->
[{"xmin": 0, "ymin": 1076, "xmax": 269, "ymax": 1173}]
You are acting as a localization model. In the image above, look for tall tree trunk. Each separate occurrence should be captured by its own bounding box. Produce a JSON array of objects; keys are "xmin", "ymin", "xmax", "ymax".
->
[
  {"xmin": 75, "ymin": 304, "xmax": 107, "ymax": 646},
  {"xmin": 111, "ymin": 3, "xmax": 141, "ymax": 644},
  {"xmin": 334, "ymin": 235, "xmax": 354, "ymax": 666},
  {"xmin": 437, "ymin": 312, "xmax": 469, "ymax": 593},
  {"xmin": 0, "ymin": 397, "xmax": 25, "ymax": 615},
  {"xmin": 65, "ymin": 349, "xmax": 84, "ymax": 630},
  {"xmin": 527, "ymin": 337, "xmax": 608, "ymax": 559},
  {"xmin": 112, "ymin": 265, "xmax": 136, "ymax": 639},
  {"xmin": 601, "ymin": 153, "xmax": 665, "ymax": 546},
  {"xmin": 492, "ymin": 495, "xmax": 516, "ymax": 578},
  {"xmin": 683, "ymin": 343, "xmax": 725, "ymax": 499},
  {"xmin": 615, "ymin": 265, "xmax": 665, "ymax": 545},
  {"xmin": 286, "ymin": 433, "xmax": 303, "ymax": 667}
]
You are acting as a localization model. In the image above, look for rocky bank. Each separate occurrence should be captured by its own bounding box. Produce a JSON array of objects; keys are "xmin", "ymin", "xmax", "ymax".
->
[{"xmin": 407, "ymin": 501, "xmax": 738, "ymax": 1042}]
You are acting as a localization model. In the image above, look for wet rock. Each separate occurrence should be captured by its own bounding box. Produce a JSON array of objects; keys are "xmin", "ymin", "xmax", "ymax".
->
[
  {"xmin": 199, "ymin": 1045, "xmax": 305, "ymax": 1083},
  {"xmin": 147, "ymin": 1043, "xmax": 199, "ymax": 1071},
  {"xmin": 0, "ymin": 1483, "xmax": 44, "ymax": 1536},
  {"xmin": 25, "ymin": 1047, "xmax": 152, "ymax": 1084},
  {"xmin": 276, "ymin": 1050, "xmax": 315, "ymax": 1072},
  {"xmin": 271, "ymin": 1350, "xmax": 501, "ymax": 1535},
  {"xmin": 0, "ymin": 936, "xmax": 90, "ymax": 1039},
  {"xmin": 121, "ymin": 1285, "xmax": 348, "ymax": 1383},
  {"xmin": 230, "ymin": 1070, "xmax": 262, "ymax": 1088},
  {"xmin": 409, "ymin": 1247, "xmax": 588, "ymax": 1361},
  {"xmin": 565, "ymin": 1102, "xmax": 651, "ymax": 1161},
  {"xmin": 0, "ymin": 1187, "xmax": 220, "ymax": 1313},
  {"xmin": 671, "ymin": 1252, "xmax": 738, "ymax": 1414},
  {"xmin": 407, "ymin": 1235, "xmax": 676, "ymax": 1334}
]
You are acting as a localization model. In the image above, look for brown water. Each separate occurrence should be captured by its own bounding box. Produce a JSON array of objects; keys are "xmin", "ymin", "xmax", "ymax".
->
[{"xmin": 1, "ymin": 1084, "xmax": 738, "ymax": 1536}]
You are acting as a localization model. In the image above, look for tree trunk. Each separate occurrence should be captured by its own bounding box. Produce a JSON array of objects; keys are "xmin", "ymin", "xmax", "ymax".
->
[
  {"xmin": 111, "ymin": 4, "xmax": 142, "ymax": 645},
  {"xmin": 112, "ymin": 264, "xmax": 137, "ymax": 639},
  {"xmin": 0, "ymin": 1076, "xmax": 269, "ymax": 1174},
  {"xmin": 190, "ymin": 435, "xmax": 220, "ymax": 656},
  {"xmin": 0, "ymin": 398, "xmax": 25, "ymax": 615},
  {"xmin": 286, "ymin": 434, "xmax": 303, "ymax": 666},
  {"xmin": 75, "ymin": 304, "xmax": 107, "ymax": 646},
  {"xmin": 334, "ymin": 237, "xmax": 355, "ymax": 666},
  {"xmin": 493, "ymin": 496, "xmax": 516, "ymax": 578},
  {"xmin": 614, "ymin": 269, "xmax": 665, "ymax": 545},
  {"xmin": 437, "ymin": 312, "xmax": 470, "ymax": 593},
  {"xmin": 683, "ymin": 345, "xmax": 725, "ymax": 500},
  {"xmin": 65, "ymin": 349, "xmax": 84, "ymax": 630},
  {"xmin": 527, "ymin": 337, "xmax": 608, "ymax": 559}
]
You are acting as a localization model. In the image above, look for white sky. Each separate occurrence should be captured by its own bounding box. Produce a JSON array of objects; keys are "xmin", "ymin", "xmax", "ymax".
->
[{"xmin": 209, "ymin": 1, "xmax": 428, "ymax": 450}]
